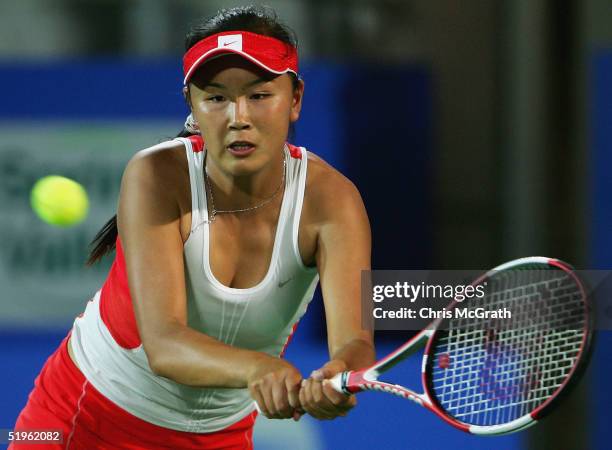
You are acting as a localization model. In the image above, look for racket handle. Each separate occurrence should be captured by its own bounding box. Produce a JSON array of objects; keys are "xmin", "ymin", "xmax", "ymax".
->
[
  {"xmin": 329, "ymin": 371, "xmax": 353, "ymax": 395},
  {"xmin": 253, "ymin": 379, "xmax": 308, "ymax": 415}
]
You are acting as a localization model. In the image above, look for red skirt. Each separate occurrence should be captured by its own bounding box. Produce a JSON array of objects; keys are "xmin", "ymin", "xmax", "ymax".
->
[{"xmin": 10, "ymin": 332, "xmax": 256, "ymax": 449}]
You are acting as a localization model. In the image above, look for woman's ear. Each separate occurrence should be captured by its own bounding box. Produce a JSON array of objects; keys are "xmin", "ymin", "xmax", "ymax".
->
[
  {"xmin": 290, "ymin": 78, "xmax": 305, "ymax": 123},
  {"xmin": 183, "ymin": 86, "xmax": 192, "ymax": 109}
]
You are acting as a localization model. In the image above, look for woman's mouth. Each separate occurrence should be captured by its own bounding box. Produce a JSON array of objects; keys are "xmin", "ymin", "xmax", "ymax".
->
[{"xmin": 227, "ymin": 141, "xmax": 256, "ymax": 156}]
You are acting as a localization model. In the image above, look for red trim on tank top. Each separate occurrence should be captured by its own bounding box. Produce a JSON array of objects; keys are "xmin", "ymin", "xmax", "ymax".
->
[
  {"xmin": 279, "ymin": 321, "xmax": 300, "ymax": 358},
  {"xmin": 287, "ymin": 143, "xmax": 302, "ymax": 159},
  {"xmin": 99, "ymin": 237, "xmax": 142, "ymax": 349},
  {"xmin": 188, "ymin": 135, "xmax": 204, "ymax": 152}
]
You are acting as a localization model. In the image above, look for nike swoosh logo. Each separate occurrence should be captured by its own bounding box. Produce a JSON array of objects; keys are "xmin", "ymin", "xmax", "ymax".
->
[
  {"xmin": 278, "ymin": 278, "xmax": 293, "ymax": 288},
  {"xmin": 222, "ymin": 41, "xmax": 238, "ymax": 47}
]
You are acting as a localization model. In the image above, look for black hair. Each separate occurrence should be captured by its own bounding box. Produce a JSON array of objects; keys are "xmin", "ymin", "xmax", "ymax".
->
[{"xmin": 86, "ymin": 5, "xmax": 299, "ymax": 266}]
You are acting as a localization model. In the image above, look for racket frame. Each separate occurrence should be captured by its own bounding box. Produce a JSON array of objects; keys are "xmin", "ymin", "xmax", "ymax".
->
[{"xmin": 329, "ymin": 257, "xmax": 593, "ymax": 435}]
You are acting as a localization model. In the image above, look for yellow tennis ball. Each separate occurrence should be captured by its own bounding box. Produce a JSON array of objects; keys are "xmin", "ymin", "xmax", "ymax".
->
[{"xmin": 30, "ymin": 175, "xmax": 89, "ymax": 227}]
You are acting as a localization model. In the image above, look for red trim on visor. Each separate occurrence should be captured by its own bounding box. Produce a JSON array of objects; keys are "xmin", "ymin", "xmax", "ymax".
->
[{"xmin": 183, "ymin": 31, "xmax": 298, "ymax": 84}]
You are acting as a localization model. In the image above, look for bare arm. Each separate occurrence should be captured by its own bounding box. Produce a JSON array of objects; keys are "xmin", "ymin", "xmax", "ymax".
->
[
  {"xmin": 317, "ymin": 181, "xmax": 375, "ymax": 370},
  {"xmin": 300, "ymin": 168, "xmax": 376, "ymax": 419},
  {"xmin": 317, "ymin": 174, "xmax": 375, "ymax": 368},
  {"xmin": 117, "ymin": 146, "xmax": 298, "ymax": 395}
]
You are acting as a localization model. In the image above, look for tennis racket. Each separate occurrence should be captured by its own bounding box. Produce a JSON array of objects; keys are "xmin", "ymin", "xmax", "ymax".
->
[{"xmin": 329, "ymin": 257, "xmax": 594, "ymax": 435}]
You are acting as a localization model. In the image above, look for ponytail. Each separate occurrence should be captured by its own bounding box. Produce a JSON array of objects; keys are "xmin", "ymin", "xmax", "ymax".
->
[{"xmin": 85, "ymin": 214, "xmax": 118, "ymax": 266}]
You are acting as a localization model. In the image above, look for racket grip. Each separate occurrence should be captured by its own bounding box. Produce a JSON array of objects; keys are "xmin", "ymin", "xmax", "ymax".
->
[
  {"xmin": 329, "ymin": 371, "xmax": 353, "ymax": 395},
  {"xmin": 253, "ymin": 379, "xmax": 308, "ymax": 415}
]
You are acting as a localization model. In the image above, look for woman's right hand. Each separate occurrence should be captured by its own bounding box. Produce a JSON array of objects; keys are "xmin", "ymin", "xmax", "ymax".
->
[{"xmin": 247, "ymin": 356, "xmax": 303, "ymax": 420}]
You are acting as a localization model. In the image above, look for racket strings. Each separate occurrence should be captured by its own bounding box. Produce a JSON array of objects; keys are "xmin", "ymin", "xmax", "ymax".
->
[{"xmin": 429, "ymin": 268, "xmax": 585, "ymax": 426}]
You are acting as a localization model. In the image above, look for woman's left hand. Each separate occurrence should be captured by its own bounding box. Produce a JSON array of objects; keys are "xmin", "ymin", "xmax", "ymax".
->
[{"xmin": 298, "ymin": 359, "xmax": 357, "ymax": 420}]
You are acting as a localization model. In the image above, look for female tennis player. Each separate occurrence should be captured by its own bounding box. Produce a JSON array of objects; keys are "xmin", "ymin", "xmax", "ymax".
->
[{"xmin": 11, "ymin": 5, "xmax": 374, "ymax": 449}]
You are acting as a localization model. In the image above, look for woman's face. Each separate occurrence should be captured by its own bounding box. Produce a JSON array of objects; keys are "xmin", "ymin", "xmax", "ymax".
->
[{"xmin": 186, "ymin": 54, "xmax": 304, "ymax": 177}]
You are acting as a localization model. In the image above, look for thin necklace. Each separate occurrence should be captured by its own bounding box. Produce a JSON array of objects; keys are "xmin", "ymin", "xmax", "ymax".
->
[{"xmin": 203, "ymin": 151, "xmax": 286, "ymax": 223}]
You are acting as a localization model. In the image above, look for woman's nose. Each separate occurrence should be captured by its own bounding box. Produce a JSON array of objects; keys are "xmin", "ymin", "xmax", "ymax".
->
[{"xmin": 228, "ymin": 97, "xmax": 251, "ymax": 130}]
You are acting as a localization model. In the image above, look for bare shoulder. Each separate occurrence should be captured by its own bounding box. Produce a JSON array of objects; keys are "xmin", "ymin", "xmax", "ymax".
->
[
  {"xmin": 119, "ymin": 139, "xmax": 192, "ymax": 228},
  {"xmin": 122, "ymin": 140, "xmax": 190, "ymax": 198},
  {"xmin": 125, "ymin": 139, "xmax": 188, "ymax": 180},
  {"xmin": 303, "ymin": 150, "xmax": 368, "ymax": 224}
]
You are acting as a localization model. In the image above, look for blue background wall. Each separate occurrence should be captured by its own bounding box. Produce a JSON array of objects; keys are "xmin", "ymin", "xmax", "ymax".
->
[{"xmin": 590, "ymin": 50, "xmax": 612, "ymax": 450}]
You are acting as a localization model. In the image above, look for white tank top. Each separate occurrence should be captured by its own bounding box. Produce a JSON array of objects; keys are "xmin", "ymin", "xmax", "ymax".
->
[{"xmin": 70, "ymin": 138, "xmax": 319, "ymax": 432}]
